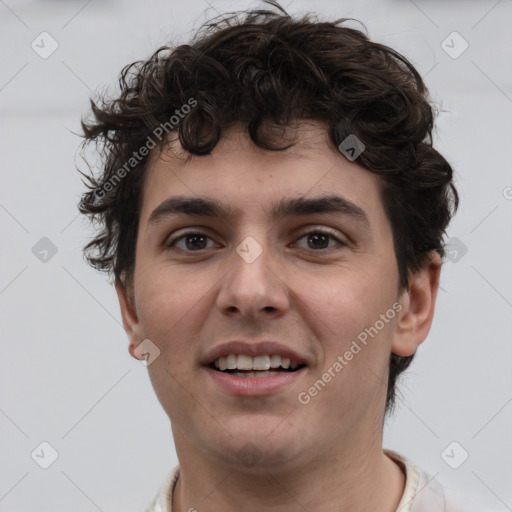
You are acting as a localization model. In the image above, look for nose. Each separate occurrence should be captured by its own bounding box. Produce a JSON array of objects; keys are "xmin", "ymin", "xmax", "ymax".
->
[{"xmin": 215, "ymin": 235, "xmax": 291, "ymax": 320}]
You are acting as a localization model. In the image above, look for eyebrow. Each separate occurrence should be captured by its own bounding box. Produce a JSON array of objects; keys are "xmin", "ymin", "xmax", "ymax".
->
[{"xmin": 147, "ymin": 194, "xmax": 370, "ymax": 228}]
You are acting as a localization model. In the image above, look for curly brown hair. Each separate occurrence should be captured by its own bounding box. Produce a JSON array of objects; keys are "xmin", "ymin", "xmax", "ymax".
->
[{"xmin": 78, "ymin": 1, "xmax": 459, "ymax": 416}]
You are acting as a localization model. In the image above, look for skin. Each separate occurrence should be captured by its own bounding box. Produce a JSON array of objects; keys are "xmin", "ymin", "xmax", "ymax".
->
[{"xmin": 116, "ymin": 121, "xmax": 441, "ymax": 511}]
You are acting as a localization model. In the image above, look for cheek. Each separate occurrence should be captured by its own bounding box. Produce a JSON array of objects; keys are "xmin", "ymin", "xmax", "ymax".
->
[
  {"xmin": 137, "ymin": 271, "xmax": 205, "ymax": 417},
  {"xmin": 135, "ymin": 266, "xmax": 218, "ymax": 363},
  {"xmin": 135, "ymin": 269, "xmax": 191, "ymax": 345},
  {"xmin": 312, "ymin": 269, "xmax": 382, "ymax": 326},
  {"xmin": 304, "ymin": 267, "xmax": 396, "ymax": 361}
]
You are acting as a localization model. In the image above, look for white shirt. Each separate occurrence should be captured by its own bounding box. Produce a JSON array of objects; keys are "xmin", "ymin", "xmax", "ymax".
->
[{"xmin": 144, "ymin": 449, "xmax": 500, "ymax": 511}]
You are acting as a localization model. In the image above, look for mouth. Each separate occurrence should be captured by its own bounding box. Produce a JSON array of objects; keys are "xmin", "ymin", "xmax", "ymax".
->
[
  {"xmin": 201, "ymin": 340, "xmax": 310, "ymax": 395},
  {"xmin": 209, "ymin": 354, "xmax": 307, "ymax": 378}
]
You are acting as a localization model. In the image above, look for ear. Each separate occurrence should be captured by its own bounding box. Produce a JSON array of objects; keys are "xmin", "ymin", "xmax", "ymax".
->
[
  {"xmin": 391, "ymin": 251, "xmax": 442, "ymax": 357},
  {"xmin": 115, "ymin": 275, "xmax": 144, "ymax": 361}
]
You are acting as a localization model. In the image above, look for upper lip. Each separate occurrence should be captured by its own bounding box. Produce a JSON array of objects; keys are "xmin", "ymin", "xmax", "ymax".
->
[{"xmin": 202, "ymin": 340, "xmax": 309, "ymax": 366}]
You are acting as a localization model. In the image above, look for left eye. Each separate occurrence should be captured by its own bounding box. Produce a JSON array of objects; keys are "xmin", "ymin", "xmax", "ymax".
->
[{"xmin": 293, "ymin": 230, "xmax": 346, "ymax": 250}]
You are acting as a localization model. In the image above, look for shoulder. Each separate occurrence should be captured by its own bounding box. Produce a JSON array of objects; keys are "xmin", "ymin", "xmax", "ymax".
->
[
  {"xmin": 385, "ymin": 449, "xmax": 507, "ymax": 512},
  {"xmin": 144, "ymin": 465, "xmax": 180, "ymax": 512}
]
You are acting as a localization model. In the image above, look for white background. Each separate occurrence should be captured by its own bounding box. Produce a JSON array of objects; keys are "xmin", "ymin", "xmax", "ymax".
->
[{"xmin": 1, "ymin": 0, "xmax": 511, "ymax": 510}]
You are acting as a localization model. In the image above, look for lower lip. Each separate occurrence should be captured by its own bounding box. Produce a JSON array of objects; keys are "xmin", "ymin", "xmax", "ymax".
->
[{"xmin": 203, "ymin": 366, "xmax": 306, "ymax": 396}]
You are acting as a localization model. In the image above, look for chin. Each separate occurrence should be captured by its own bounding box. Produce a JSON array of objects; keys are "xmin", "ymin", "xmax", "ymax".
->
[{"xmin": 203, "ymin": 421, "xmax": 310, "ymax": 473}]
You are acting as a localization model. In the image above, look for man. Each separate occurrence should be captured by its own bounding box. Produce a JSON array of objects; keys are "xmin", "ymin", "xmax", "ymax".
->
[{"xmin": 78, "ymin": 2, "xmax": 495, "ymax": 510}]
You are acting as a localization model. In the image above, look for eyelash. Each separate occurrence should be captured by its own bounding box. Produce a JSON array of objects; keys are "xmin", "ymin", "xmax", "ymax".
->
[{"xmin": 165, "ymin": 228, "xmax": 347, "ymax": 252}]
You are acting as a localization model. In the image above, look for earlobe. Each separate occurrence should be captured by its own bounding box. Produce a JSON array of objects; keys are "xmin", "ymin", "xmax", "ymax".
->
[
  {"xmin": 115, "ymin": 277, "xmax": 143, "ymax": 359},
  {"xmin": 391, "ymin": 251, "xmax": 442, "ymax": 357}
]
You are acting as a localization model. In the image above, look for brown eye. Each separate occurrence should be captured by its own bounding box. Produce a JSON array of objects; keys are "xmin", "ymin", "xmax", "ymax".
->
[
  {"xmin": 308, "ymin": 233, "xmax": 330, "ymax": 249},
  {"xmin": 166, "ymin": 231, "xmax": 218, "ymax": 251},
  {"xmin": 293, "ymin": 229, "xmax": 346, "ymax": 251}
]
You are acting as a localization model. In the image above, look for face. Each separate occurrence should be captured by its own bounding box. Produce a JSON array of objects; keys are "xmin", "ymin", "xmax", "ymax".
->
[{"xmin": 117, "ymin": 121, "xmax": 439, "ymax": 472}]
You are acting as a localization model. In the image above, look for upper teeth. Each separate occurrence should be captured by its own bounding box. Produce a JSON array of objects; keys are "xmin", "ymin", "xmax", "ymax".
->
[{"xmin": 213, "ymin": 354, "xmax": 298, "ymax": 371}]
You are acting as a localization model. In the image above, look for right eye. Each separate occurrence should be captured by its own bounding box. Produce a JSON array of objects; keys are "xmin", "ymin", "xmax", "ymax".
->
[{"xmin": 165, "ymin": 231, "xmax": 220, "ymax": 252}]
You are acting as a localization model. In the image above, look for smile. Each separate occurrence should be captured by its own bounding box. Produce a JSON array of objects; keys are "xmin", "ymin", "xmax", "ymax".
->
[
  {"xmin": 202, "ymin": 341, "xmax": 309, "ymax": 395},
  {"xmin": 211, "ymin": 354, "xmax": 305, "ymax": 376}
]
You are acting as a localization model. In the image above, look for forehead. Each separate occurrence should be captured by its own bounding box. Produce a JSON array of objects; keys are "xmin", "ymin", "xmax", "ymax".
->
[{"xmin": 140, "ymin": 122, "xmax": 387, "ymax": 231}]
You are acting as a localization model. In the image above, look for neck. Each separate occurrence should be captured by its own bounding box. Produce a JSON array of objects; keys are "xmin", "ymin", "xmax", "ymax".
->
[{"xmin": 171, "ymin": 429, "xmax": 405, "ymax": 512}]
